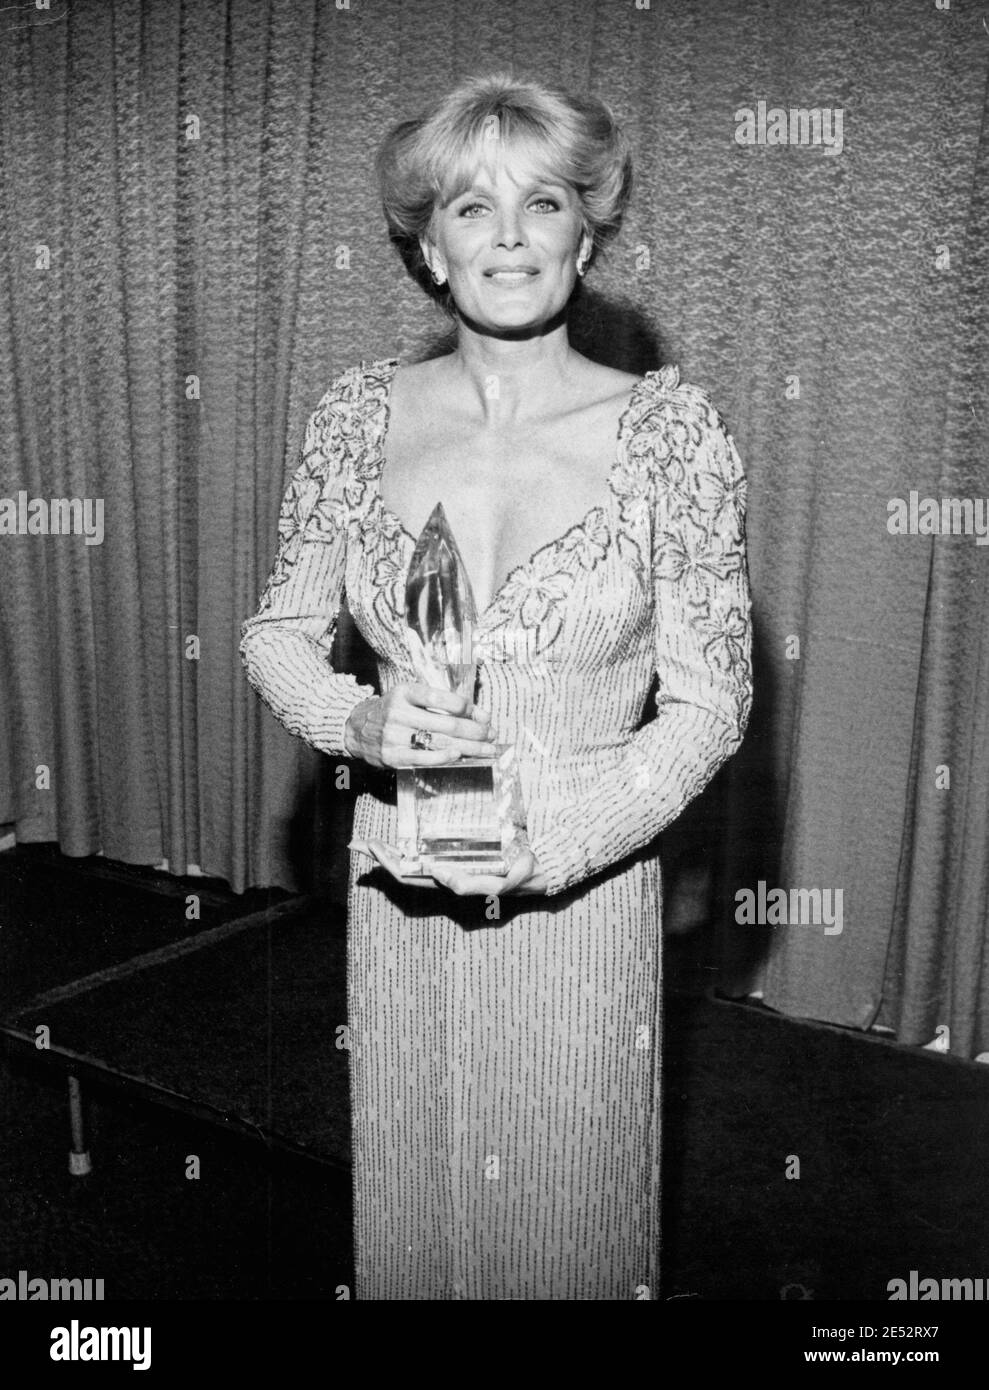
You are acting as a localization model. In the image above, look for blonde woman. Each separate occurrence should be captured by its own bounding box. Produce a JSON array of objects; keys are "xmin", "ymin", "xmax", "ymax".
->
[{"xmin": 242, "ymin": 72, "xmax": 752, "ymax": 1300}]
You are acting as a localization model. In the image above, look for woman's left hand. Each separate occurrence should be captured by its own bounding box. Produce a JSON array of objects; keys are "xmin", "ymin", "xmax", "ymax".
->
[{"xmin": 361, "ymin": 841, "xmax": 549, "ymax": 897}]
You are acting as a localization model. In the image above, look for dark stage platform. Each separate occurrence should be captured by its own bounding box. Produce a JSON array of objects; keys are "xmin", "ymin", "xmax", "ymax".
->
[{"xmin": 1, "ymin": 895, "xmax": 351, "ymax": 1171}]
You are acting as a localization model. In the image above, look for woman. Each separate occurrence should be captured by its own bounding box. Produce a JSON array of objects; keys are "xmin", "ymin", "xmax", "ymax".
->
[{"xmin": 241, "ymin": 72, "xmax": 752, "ymax": 1300}]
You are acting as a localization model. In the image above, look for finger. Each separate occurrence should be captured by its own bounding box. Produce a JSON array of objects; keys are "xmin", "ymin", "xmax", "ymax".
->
[
  {"xmin": 383, "ymin": 743, "xmax": 463, "ymax": 769},
  {"xmin": 366, "ymin": 839, "xmax": 439, "ymax": 888},
  {"xmin": 408, "ymin": 709, "xmax": 494, "ymax": 741},
  {"xmin": 390, "ymin": 715, "xmax": 495, "ymax": 750},
  {"xmin": 428, "ymin": 863, "xmax": 508, "ymax": 897},
  {"xmin": 448, "ymin": 714, "xmax": 497, "ymax": 741},
  {"xmin": 402, "ymin": 730, "xmax": 498, "ymax": 758},
  {"xmin": 499, "ymin": 850, "xmax": 537, "ymax": 893},
  {"xmin": 448, "ymin": 852, "xmax": 535, "ymax": 898},
  {"xmin": 404, "ymin": 684, "xmax": 470, "ymax": 716},
  {"xmin": 367, "ymin": 839, "xmax": 411, "ymax": 874},
  {"xmin": 366, "ymin": 839, "xmax": 391, "ymax": 868},
  {"xmin": 401, "ymin": 692, "xmax": 495, "ymax": 741},
  {"xmin": 405, "ymin": 712, "xmax": 494, "ymax": 742},
  {"xmin": 444, "ymin": 737, "xmax": 501, "ymax": 758}
]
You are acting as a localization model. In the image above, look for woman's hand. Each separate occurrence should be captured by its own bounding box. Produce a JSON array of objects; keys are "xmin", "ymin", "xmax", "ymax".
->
[
  {"xmin": 343, "ymin": 684, "xmax": 496, "ymax": 769},
  {"xmin": 360, "ymin": 842, "xmax": 549, "ymax": 898}
]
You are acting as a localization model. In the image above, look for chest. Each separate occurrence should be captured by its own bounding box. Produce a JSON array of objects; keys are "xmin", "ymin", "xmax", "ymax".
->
[{"xmin": 379, "ymin": 414, "xmax": 622, "ymax": 614}]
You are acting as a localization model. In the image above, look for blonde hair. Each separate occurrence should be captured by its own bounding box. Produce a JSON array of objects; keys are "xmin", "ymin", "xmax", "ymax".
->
[{"xmin": 375, "ymin": 72, "xmax": 633, "ymax": 308}]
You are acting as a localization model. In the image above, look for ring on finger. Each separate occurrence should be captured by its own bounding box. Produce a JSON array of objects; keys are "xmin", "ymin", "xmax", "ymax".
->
[{"xmin": 410, "ymin": 728, "xmax": 434, "ymax": 751}]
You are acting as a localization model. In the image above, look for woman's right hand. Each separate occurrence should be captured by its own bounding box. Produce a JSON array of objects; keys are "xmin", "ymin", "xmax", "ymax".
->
[{"xmin": 343, "ymin": 684, "xmax": 497, "ymax": 769}]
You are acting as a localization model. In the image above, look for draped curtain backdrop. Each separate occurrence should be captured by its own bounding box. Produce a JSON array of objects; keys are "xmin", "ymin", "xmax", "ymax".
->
[{"xmin": 1, "ymin": 0, "xmax": 986, "ymax": 1052}]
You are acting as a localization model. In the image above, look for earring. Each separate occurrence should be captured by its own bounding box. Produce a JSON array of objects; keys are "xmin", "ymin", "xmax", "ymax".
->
[
  {"xmin": 576, "ymin": 254, "xmax": 589, "ymax": 278},
  {"xmin": 430, "ymin": 265, "xmax": 446, "ymax": 287}
]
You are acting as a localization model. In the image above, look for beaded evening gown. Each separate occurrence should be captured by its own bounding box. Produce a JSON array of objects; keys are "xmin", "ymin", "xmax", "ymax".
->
[{"xmin": 241, "ymin": 357, "xmax": 752, "ymax": 1300}]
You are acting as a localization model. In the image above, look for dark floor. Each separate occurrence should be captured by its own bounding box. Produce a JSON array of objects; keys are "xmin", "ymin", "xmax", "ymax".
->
[
  {"xmin": 1, "ymin": 843, "xmax": 987, "ymax": 1302},
  {"xmin": 0, "ymin": 845, "xmax": 354, "ymax": 1299},
  {"xmin": 0, "ymin": 844, "xmax": 292, "ymax": 1013}
]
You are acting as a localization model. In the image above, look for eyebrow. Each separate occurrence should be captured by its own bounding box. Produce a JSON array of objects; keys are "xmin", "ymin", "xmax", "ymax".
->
[{"xmin": 453, "ymin": 180, "xmax": 568, "ymax": 199}]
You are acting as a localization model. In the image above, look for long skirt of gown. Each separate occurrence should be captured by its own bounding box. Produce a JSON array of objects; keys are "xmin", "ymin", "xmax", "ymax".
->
[{"xmin": 347, "ymin": 786, "xmax": 662, "ymax": 1301}]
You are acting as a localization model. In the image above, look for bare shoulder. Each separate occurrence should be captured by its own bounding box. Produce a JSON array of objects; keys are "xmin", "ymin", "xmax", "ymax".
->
[
  {"xmin": 392, "ymin": 356, "xmax": 450, "ymax": 388},
  {"xmin": 584, "ymin": 361, "xmax": 642, "ymax": 390},
  {"xmin": 572, "ymin": 357, "xmax": 642, "ymax": 405},
  {"xmin": 392, "ymin": 358, "xmax": 431, "ymax": 380},
  {"xmin": 390, "ymin": 355, "xmax": 456, "ymax": 414}
]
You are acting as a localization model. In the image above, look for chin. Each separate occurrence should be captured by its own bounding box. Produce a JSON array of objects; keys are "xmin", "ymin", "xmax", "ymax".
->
[{"xmin": 464, "ymin": 297, "xmax": 570, "ymax": 334}]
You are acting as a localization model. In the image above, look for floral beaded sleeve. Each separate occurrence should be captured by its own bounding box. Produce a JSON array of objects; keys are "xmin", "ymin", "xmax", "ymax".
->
[
  {"xmin": 240, "ymin": 376, "xmax": 375, "ymax": 755},
  {"xmin": 524, "ymin": 374, "xmax": 753, "ymax": 894}
]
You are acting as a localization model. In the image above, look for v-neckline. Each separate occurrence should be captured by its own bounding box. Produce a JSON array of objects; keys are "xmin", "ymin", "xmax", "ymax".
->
[{"xmin": 371, "ymin": 356, "xmax": 649, "ymax": 618}]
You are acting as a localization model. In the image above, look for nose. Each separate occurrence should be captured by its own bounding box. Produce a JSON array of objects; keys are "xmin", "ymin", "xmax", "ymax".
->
[{"xmin": 492, "ymin": 206, "xmax": 527, "ymax": 251}]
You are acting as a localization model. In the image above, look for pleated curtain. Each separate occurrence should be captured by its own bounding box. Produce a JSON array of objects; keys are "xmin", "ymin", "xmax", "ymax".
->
[{"xmin": 0, "ymin": 0, "xmax": 986, "ymax": 1050}]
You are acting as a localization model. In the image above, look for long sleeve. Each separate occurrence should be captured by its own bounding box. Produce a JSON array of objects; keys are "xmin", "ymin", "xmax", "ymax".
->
[
  {"xmin": 529, "ymin": 383, "xmax": 753, "ymax": 895},
  {"xmin": 240, "ymin": 374, "xmax": 375, "ymax": 754}
]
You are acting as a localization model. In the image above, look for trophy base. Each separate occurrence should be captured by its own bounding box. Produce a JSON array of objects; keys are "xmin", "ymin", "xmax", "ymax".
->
[{"xmin": 395, "ymin": 746, "xmax": 528, "ymax": 878}]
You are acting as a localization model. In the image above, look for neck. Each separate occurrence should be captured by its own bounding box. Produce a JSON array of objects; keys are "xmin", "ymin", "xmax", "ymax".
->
[{"xmin": 446, "ymin": 313, "xmax": 580, "ymax": 425}]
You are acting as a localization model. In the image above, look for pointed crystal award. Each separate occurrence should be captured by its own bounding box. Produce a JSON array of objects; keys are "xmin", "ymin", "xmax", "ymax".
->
[{"xmin": 395, "ymin": 503, "xmax": 529, "ymax": 877}]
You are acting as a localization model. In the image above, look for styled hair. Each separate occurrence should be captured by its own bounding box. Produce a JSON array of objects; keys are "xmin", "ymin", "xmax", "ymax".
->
[{"xmin": 375, "ymin": 72, "xmax": 633, "ymax": 310}]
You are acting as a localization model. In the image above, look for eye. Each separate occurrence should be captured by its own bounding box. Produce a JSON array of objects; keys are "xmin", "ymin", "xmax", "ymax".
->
[
  {"xmin": 528, "ymin": 197, "xmax": 560, "ymax": 213},
  {"xmin": 457, "ymin": 200, "xmax": 490, "ymax": 218}
]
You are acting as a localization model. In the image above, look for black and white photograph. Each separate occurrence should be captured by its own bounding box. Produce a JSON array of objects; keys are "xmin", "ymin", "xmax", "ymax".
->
[{"xmin": 0, "ymin": 0, "xmax": 986, "ymax": 1362}]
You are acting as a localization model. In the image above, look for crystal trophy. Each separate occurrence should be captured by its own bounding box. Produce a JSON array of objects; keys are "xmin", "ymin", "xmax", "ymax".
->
[{"xmin": 396, "ymin": 502, "xmax": 529, "ymax": 877}]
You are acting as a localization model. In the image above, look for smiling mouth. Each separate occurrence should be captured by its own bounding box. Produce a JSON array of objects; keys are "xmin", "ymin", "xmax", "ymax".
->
[{"xmin": 485, "ymin": 271, "xmax": 539, "ymax": 288}]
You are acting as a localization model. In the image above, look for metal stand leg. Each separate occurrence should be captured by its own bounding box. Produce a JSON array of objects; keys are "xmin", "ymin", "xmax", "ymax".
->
[{"xmin": 67, "ymin": 1074, "xmax": 92, "ymax": 1176}]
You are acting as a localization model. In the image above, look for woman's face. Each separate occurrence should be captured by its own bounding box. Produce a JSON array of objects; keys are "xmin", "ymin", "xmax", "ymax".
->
[{"xmin": 421, "ymin": 151, "xmax": 591, "ymax": 334}]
